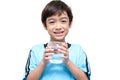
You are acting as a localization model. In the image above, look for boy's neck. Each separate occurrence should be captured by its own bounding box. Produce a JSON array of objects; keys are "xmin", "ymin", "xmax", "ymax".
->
[
  {"xmin": 50, "ymin": 40, "xmax": 65, "ymax": 42},
  {"xmin": 50, "ymin": 38, "xmax": 66, "ymax": 42}
]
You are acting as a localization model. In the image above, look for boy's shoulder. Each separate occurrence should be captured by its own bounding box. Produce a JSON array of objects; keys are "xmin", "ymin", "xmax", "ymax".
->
[
  {"xmin": 70, "ymin": 43, "xmax": 82, "ymax": 48},
  {"xmin": 70, "ymin": 43, "xmax": 84, "ymax": 51},
  {"xmin": 30, "ymin": 43, "xmax": 45, "ymax": 50}
]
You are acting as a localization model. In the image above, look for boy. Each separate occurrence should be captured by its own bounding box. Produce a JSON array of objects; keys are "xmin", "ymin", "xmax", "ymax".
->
[{"xmin": 23, "ymin": 0, "xmax": 91, "ymax": 80}]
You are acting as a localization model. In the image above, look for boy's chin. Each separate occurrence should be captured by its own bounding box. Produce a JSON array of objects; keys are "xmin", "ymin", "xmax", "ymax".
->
[{"xmin": 53, "ymin": 37, "xmax": 65, "ymax": 41}]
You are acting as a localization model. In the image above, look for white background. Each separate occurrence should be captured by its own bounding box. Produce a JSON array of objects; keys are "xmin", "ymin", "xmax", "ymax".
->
[{"xmin": 0, "ymin": 0, "xmax": 120, "ymax": 80}]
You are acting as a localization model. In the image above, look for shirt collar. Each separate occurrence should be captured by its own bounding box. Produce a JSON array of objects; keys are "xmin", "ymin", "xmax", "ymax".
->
[{"xmin": 44, "ymin": 43, "xmax": 71, "ymax": 48}]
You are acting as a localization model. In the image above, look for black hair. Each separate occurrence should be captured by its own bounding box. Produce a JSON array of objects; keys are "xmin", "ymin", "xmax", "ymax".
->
[{"xmin": 41, "ymin": 0, "xmax": 73, "ymax": 27}]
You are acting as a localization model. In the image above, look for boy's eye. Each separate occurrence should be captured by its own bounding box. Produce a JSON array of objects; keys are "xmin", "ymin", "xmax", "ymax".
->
[
  {"xmin": 62, "ymin": 20, "xmax": 66, "ymax": 22},
  {"xmin": 49, "ymin": 21, "xmax": 55, "ymax": 24},
  {"xmin": 50, "ymin": 21, "xmax": 54, "ymax": 23},
  {"xmin": 61, "ymin": 20, "xmax": 67, "ymax": 23}
]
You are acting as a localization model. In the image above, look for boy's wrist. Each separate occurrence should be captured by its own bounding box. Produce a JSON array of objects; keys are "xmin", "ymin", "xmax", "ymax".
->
[
  {"xmin": 64, "ymin": 59, "xmax": 70, "ymax": 65},
  {"xmin": 40, "ymin": 60, "xmax": 46, "ymax": 67}
]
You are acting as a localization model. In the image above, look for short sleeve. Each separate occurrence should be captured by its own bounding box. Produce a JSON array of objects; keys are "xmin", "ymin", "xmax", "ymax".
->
[
  {"xmin": 85, "ymin": 56, "xmax": 91, "ymax": 80},
  {"xmin": 23, "ymin": 49, "xmax": 37, "ymax": 79},
  {"xmin": 77, "ymin": 46, "xmax": 91, "ymax": 80}
]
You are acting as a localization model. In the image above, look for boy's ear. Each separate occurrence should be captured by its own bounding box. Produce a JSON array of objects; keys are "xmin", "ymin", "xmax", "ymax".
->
[
  {"xmin": 43, "ymin": 23, "xmax": 47, "ymax": 30},
  {"xmin": 69, "ymin": 21, "xmax": 73, "ymax": 28}
]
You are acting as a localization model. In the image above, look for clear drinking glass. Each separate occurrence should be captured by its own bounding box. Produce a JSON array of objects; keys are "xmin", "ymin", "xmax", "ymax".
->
[{"xmin": 48, "ymin": 41, "xmax": 64, "ymax": 64}]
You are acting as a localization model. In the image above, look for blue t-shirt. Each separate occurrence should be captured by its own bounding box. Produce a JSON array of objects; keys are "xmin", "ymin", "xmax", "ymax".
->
[{"xmin": 23, "ymin": 43, "xmax": 91, "ymax": 80}]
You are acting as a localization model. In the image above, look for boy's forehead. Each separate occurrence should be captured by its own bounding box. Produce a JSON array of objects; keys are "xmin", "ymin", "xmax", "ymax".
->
[{"xmin": 47, "ymin": 11, "xmax": 68, "ymax": 19}]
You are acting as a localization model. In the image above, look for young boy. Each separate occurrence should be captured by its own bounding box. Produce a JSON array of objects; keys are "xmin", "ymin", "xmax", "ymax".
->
[{"xmin": 23, "ymin": 0, "xmax": 91, "ymax": 80}]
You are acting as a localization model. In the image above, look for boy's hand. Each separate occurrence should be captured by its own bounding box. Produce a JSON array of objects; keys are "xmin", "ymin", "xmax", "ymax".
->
[
  {"xmin": 57, "ymin": 43, "xmax": 69, "ymax": 64},
  {"xmin": 43, "ymin": 46, "xmax": 54, "ymax": 64}
]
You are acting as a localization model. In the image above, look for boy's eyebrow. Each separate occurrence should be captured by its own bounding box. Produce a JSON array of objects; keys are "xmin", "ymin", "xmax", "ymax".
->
[
  {"xmin": 47, "ymin": 17, "xmax": 68, "ymax": 21},
  {"xmin": 60, "ymin": 17, "xmax": 68, "ymax": 20},
  {"xmin": 47, "ymin": 18, "xmax": 55, "ymax": 21}
]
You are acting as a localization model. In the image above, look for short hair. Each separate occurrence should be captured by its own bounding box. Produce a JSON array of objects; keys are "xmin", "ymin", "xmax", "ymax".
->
[{"xmin": 41, "ymin": 0, "xmax": 73, "ymax": 27}]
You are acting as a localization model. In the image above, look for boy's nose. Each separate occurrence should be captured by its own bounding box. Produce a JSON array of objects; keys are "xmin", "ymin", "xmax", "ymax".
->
[
  {"xmin": 55, "ymin": 27, "xmax": 62, "ymax": 30},
  {"xmin": 55, "ymin": 23, "xmax": 62, "ymax": 30}
]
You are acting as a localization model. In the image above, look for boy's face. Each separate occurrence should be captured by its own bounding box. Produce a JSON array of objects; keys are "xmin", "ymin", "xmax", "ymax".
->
[{"xmin": 45, "ymin": 12, "xmax": 71, "ymax": 42}]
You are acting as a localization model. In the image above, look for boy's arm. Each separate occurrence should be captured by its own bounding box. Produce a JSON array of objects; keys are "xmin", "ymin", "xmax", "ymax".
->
[
  {"xmin": 59, "ymin": 43, "xmax": 89, "ymax": 80},
  {"xmin": 26, "ymin": 60, "xmax": 45, "ymax": 80},
  {"xmin": 26, "ymin": 46, "xmax": 54, "ymax": 80},
  {"xmin": 66, "ymin": 60, "xmax": 88, "ymax": 80}
]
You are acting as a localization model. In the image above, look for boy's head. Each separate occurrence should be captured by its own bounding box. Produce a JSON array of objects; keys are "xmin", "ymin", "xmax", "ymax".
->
[{"xmin": 41, "ymin": 0, "xmax": 73, "ymax": 28}]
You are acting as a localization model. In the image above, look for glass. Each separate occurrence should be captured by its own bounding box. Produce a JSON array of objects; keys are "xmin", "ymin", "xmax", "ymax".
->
[{"xmin": 48, "ymin": 41, "xmax": 64, "ymax": 64}]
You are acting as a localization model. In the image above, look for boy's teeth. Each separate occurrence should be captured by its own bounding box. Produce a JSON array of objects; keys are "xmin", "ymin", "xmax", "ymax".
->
[{"xmin": 54, "ymin": 31, "xmax": 63, "ymax": 34}]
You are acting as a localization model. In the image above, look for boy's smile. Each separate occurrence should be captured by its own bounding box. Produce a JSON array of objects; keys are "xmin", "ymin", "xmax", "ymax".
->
[
  {"xmin": 53, "ymin": 31, "xmax": 64, "ymax": 37},
  {"xmin": 46, "ymin": 12, "xmax": 71, "ymax": 42}
]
